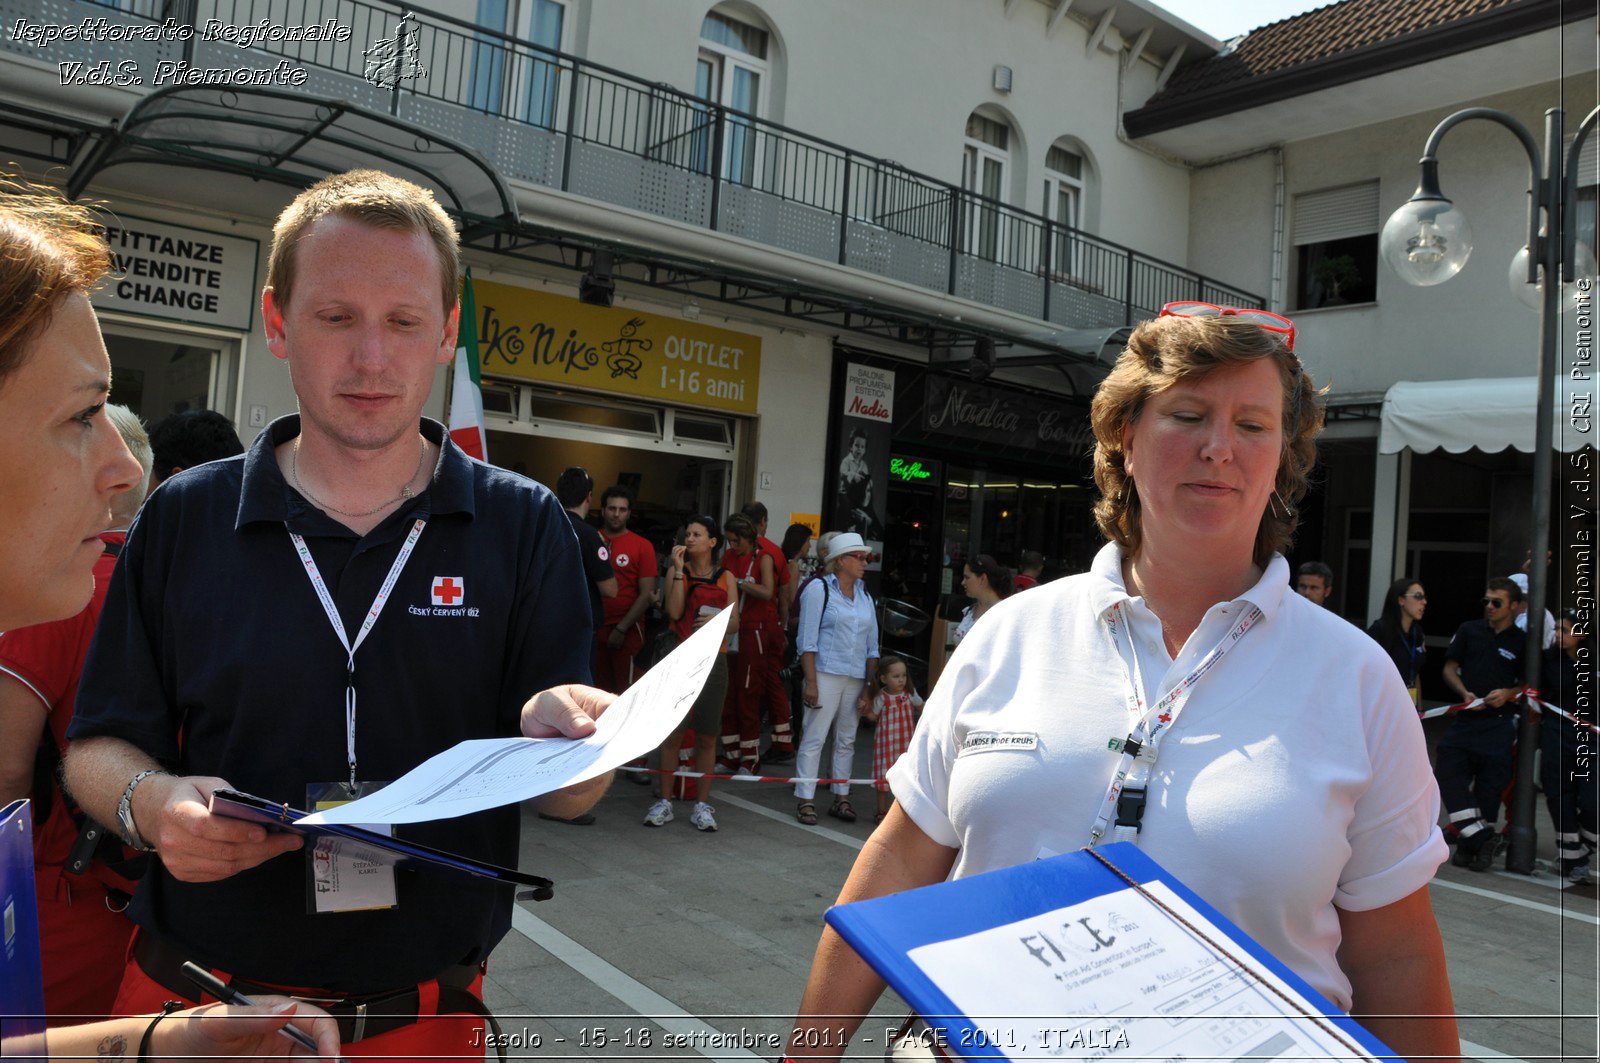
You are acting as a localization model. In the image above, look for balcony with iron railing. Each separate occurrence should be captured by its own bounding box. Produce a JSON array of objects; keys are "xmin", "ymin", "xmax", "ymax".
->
[{"xmin": 1, "ymin": 0, "xmax": 1263, "ymax": 328}]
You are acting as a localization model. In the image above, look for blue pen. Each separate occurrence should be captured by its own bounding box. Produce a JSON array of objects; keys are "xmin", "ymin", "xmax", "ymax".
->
[{"xmin": 181, "ymin": 961, "xmax": 346, "ymax": 1063}]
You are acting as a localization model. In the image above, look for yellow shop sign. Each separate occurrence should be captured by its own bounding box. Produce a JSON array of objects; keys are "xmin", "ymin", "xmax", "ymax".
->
[{"xmin": 473, "ymin": 279, "xmax": 760, "ymax": 414}]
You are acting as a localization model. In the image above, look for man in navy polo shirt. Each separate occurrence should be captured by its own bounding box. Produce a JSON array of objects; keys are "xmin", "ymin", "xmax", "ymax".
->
[
  {"xmin": 64, "ymin": 170, "xmax": 608, "ymax": 1057},
  {"xmin": 1437, "ymin": 576, "xmax": 1528, "ymax": 872}
]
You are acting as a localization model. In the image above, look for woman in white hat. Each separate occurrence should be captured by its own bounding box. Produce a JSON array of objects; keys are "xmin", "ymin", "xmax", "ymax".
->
[{"xmin": 791, "ymin": 532, "xmax": 879, "ymax": 825}]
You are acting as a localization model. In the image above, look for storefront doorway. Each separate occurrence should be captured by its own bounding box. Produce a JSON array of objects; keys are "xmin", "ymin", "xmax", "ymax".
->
[
  {"xmin": 481, "ymin": 384, "xmax": 741, "ymax": 556},
  {"xmin": 100, "ymin": 318, "xmax": 239, "ymax": 421}
]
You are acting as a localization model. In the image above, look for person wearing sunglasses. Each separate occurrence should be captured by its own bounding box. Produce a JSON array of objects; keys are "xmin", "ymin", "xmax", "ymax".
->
[
  {"xmin": 1366, "ymin": 578, "xmax": 1429, "ymax": 707},
  {"xmin": 787, "ymin": 304, "xmax": 1457, "ymax": 1063},
  {"xmin": 1538, "ymin": 610, "xmax": 1597, "ymax": 885},
  {"xmin": 1438, "ymin": 576, "xmax": 1529, "ymax": 872}
]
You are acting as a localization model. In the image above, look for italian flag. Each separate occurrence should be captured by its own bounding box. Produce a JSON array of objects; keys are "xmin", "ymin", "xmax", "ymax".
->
[{"xmin": 449, "ymin": 269, "xmax": 488, "ymax": 461}]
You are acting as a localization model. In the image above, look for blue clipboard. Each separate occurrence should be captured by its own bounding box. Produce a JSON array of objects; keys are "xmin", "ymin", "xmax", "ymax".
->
[
  {"xmin": 825, "ymin": 842, "xmax": 1396, "ymax": 1062},
  {"xmin": 1, "ymin": 800, "xmax": 46, "ymax": 1053},
  {"xmin": 208, "ymin": 789, "xmax": 554, "ymax": 901}
]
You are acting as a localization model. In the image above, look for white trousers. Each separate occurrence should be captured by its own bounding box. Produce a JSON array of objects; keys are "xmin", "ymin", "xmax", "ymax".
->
[{"xmin": 795, "ymin": 673, "xmax": 865, "ymax": 801}]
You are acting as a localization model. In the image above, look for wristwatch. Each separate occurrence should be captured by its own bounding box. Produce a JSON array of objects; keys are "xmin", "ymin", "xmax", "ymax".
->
[{"xmin": 115, "ymin": 768, "xmax": 166, "ymax": 852}]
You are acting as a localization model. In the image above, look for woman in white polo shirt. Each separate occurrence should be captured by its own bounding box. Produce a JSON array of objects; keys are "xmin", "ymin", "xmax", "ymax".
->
[
  {"xmin": 793, "ymin": 532, "xmax": 879, "ymax": 826},
  {"xmin": 787, "ymin": 306, "xmax": 1457, "ymax": 1062}
]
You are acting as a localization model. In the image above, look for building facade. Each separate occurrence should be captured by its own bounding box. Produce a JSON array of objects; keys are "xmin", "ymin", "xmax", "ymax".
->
[
  {"xmin": 2, "ymin": 0, "xmax": 1267, "ymax": 670},
  {"xmin": 1127, "ymin": 0, "xmax": 1596, "ymax": 698}
]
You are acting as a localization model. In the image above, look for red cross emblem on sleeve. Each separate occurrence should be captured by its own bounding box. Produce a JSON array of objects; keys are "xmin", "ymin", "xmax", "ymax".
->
[{"xmin": 432, "ymin": 576, "xmax": 465, "ymax": 606}]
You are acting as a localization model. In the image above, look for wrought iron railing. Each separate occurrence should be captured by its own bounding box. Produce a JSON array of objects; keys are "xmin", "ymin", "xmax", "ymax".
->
[{"xmin": 20, "ymin": 0, "xmax": 1263, "ymax": 324}]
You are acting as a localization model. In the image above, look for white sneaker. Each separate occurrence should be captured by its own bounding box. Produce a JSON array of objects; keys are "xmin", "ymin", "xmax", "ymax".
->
[
  {"xmin": 1568, "ymin": 859, "xmax": 1592, "ymax": 886},
  {"xmin": 733, "ymin": 764, "xmax": 756, "ymax": 778},
  {"xmin": 690, "ymin": 801, "xmax": 718, "ymax": 832},
  {"xmin": 643, "ymin": 799, "xmax": 674, "ymax": 827}
]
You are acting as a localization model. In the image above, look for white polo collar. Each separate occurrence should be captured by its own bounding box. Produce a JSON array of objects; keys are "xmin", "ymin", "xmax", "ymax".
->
[{"xmin": 1086, "ymin": 541, "xmax": 1292, "ymax": 624}]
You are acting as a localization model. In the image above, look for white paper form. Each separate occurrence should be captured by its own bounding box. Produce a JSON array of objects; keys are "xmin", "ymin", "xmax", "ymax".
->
[
  {"xmin": 906, "ymin": 882, "xmax": 1378, "ymax": 1062},
  {"xmin": 301, "ymin": 606, "xmax": 732, "ymax": 826}
]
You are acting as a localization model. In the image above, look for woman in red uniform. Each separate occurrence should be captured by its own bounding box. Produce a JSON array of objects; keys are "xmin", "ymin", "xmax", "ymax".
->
[
  {"xmin": 644, "ymin": 515, "xmax": 740, "ymax": 832},
  {"xmin": 719, "ymin": 512, "xmax": 778, "ymax": 773}
]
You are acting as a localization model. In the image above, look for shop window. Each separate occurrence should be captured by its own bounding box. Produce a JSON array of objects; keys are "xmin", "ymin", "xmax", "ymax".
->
[
  {"xmin": 693, "ymin": 7, "xmax": 772, "ymax": 184},
  {"xmin": 527, "ymin": 392, "xmax": 661, "ymax": 436},
  {"xmin": 469, "ymin": 0, "xmax": 569, "ymax": 126},
  {"xmin": 1042, "ymin": 139, "xmax": 1092, "ymax": 280},
  {"xmin": 1292, "ymin": 181, "xmax": 1380, "ymax": 310},
  {"xmin": 481, "ymin": 382, "xmax": 517, "ymax": 416},
  {"xmin": 669, "ymin": 410, "xmax": 734, "ymax": 445},
  {"xmin": 962, "ymin": 111, "xmax": 1012, "ymax": 262}
]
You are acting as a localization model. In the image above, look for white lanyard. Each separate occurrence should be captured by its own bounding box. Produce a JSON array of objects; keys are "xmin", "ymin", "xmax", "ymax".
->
[
  {"xmin": 1088, "ymin": 599, "xmax": 1262, "ymax": 847},
  {"xmin": 289, "ymin": 518, "xmax": 426, "ymax": 787}
]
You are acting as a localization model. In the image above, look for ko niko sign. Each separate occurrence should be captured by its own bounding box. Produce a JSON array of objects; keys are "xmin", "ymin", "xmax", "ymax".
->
[
  {"xmin": 91, "ymin": 216, "xmax": 259, "ymax": 330},
  {"xmin": 471, "ymin": 278, "xmax": 760, "ymax": 414}
]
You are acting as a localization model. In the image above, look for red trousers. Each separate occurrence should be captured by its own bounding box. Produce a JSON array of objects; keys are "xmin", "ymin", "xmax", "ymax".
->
[
  {"xmin": 721, "ymin": 623, "xmax": 792, "ymax": 765},
  {"xmin": 114, "ymin": 938, "xmax": 487, "ymax": 1058},
  {"xmin": 594, "ymin": 624, "xmax": 643, "ymax": 693},
  {"xmin": 37, "ymin": 866, "xmax": 135, "ymax": 1024}
]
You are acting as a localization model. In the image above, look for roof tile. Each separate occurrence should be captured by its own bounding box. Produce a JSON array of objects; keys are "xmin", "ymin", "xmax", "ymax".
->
[{"xmin": 1148, "ymin": 0, "xmax": 1526, "ymax": 102}]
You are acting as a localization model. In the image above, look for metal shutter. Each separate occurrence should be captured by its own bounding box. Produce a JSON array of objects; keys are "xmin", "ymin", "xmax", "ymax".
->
[
  {"xmin": 1565, "ymin": 135, "xmax": 1599, "ymax": 188},
  {"xmin": 1292, "ymin": 181, "xmax": 1380, "ymax": 245}
]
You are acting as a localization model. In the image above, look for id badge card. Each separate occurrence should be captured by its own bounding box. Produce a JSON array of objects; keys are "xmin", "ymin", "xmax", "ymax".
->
[{"xmin": 305, "ymin": 780, "xmax": 398, "ymax": 914}]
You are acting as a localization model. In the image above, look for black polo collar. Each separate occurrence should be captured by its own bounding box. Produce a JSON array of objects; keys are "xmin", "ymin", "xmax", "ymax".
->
[{"xmin": 236, "ymin": 415, "xmax": 476, "ymax": 533}]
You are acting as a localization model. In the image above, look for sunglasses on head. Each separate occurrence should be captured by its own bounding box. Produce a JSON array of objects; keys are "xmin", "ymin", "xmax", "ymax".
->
[
  {"xmin": 1159, "ymin": 301, "xmax": 1297, "ymax": 351},
  {"xmin": 1482, "ymin": 597, "xmax": 1505, "ymax": 608}
]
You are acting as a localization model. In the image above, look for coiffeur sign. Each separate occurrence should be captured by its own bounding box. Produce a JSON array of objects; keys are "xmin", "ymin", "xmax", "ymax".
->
[{"xmin": 472, "ymin": 279, "xmax": 760, "ymax": 415}]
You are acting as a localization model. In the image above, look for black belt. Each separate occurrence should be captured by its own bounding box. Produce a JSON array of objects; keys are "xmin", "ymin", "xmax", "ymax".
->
[{"xmin": 133, "ymin": 930, "xmax": 505, "ymax": 1053}]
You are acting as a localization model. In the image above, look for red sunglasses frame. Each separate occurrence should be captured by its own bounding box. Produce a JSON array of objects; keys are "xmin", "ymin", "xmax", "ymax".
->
[{"xmin": 1159, "ymin": 301, "xmax": 1297, "ymax": 352}]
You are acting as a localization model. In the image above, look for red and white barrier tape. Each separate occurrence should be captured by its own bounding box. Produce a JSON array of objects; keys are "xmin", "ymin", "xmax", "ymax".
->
[
  {"xmin": 1419, "ymin": 696, "xmax": 1488, "ymax": 720},
  {"xmin": 1527, "ymin": 691, "xmax": 1600, "ymax": 733},
  {"xmin": 617, "ymin": 765, "xmax": 883, "ymax": 786},
  {"xmin": 1417, "ymin": 688, "xmax": 1598, "ymax": 733}
]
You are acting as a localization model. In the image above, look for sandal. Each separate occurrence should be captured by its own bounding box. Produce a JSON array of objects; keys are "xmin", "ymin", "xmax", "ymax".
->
[
  {"xmin": 874, "ymin": 810, "xmax": 888, "ymax": 824},
  {"xmin": 828, "ymin": 798, "xmax": 857, "ymax": 823},
  {"xmin": 796, "ymin": 802, "xmax": 818, "ymax": 825}
]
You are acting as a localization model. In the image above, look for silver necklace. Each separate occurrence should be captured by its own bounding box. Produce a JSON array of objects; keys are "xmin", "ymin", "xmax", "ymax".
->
[{"xmin": 292, "ymin": 435, "xmax": 430, "ymax": 518}]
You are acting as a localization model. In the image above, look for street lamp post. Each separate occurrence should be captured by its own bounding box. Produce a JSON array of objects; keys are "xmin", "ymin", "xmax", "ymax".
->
[{"xmin": 1381, "ymin": 106, "xmax": 1597, "ymax": 874}]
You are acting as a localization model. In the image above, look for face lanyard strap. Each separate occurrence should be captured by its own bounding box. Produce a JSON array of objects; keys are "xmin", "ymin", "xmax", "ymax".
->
[
  {"xmin": 289, "ymin": 518, "xmax": 427, "ymax": 788},
  {"xmin": 1089, "ymin": 599, "xmax": 1263, "ymax": 847}
]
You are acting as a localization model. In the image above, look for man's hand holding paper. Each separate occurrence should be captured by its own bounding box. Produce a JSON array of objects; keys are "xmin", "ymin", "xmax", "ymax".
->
[
  {"xmin": 301, "ymin": 605, "xmax": 734, "ymax": 828},
  {"xmin": 519, "ymin": 683, "xmax": 616, "ymax": 821}
]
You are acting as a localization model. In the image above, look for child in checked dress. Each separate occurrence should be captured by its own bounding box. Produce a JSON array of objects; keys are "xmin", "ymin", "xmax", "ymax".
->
[{"xmin": 869, "ymin": 655, "xmax": 923, "ymax": 823}]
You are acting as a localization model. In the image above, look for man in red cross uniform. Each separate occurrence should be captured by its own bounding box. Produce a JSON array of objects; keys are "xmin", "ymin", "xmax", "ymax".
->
[
  {"xmin": 63, "ymin": 170, "xmax": 611, "ymax": 1058},
  {"xmin": 596, "ymin": 484, "xmax": 658, "ymax": 693}
]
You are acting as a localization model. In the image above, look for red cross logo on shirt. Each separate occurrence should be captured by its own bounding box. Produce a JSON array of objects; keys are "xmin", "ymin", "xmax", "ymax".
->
[
  {"xmin": 432, "ymin": 576, "xmax": 465, "ymax": 606},
  {"xmin": 1158, "ymin": 712, "xmax": 1172, "ymax": 725}
]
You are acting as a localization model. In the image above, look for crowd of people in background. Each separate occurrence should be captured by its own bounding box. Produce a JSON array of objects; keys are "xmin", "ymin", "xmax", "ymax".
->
[{"xmin": 541, "ymin": 473, "xmax": 1592, "ymax": 889}]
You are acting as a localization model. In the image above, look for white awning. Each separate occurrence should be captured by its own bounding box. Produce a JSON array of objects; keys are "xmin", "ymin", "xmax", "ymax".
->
[{"xmin": 1378, "ymin": 377, "xmax": 1592, "ymax": 455}]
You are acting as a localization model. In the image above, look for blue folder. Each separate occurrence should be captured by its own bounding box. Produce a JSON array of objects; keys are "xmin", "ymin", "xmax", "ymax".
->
[
  {"xmin": 208, "ymin": 788, "xmax": 555, "ymax": 901},
  {"xmin": 1, "ymin": 800, "xmax": 46, "ymax": 1052},
  {"xmin": 825, "ymin": 842, "xmax": 1396, "ymax": 1062}
]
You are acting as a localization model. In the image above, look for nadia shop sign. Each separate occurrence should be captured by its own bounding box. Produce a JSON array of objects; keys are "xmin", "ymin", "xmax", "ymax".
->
[
  {"xmin": 472, "ymin": 279, "xmax": 761, "ymax": 414},
  {"xmin": 922, "ymin": 376, "xmax": 1093, "ymax": 458}
]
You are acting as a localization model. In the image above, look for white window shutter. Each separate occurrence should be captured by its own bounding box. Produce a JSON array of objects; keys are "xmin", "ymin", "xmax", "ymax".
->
[
  {"xmin": 1292, "ymin": 181, "xmax": 1380, "ymax": 245},
  {"xmin": 1564, "ymin": 135, "xmax": 1599, "ymax": 188}
]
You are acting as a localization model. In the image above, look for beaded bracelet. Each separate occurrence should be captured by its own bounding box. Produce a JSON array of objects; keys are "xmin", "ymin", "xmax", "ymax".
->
[{"xmin": 139, "ymin": 1000, "xmax": 185, "ymax": 1061}]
